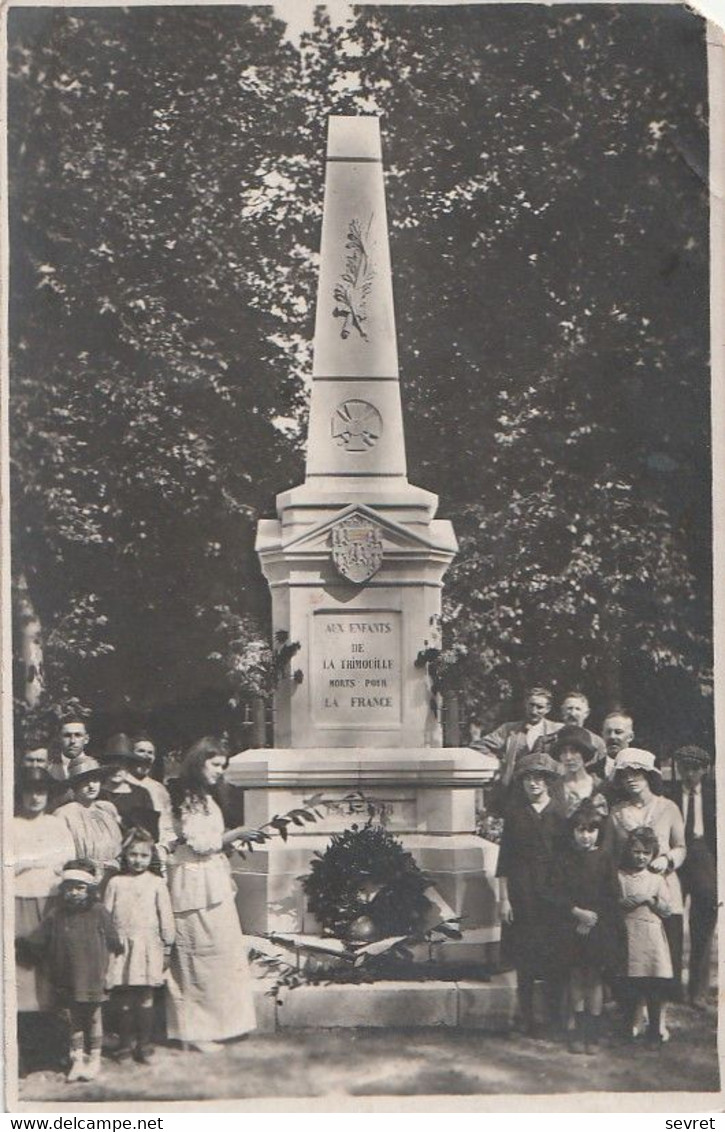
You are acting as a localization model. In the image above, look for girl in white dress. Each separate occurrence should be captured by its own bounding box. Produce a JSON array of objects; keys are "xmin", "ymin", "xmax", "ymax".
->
[
  {"xmin": 618, "ymin": 826, "xmax": 674, "ymax": 1046},
  {"xmin": 104, "ymin": 827, "xmax": 175, "ymax": 1062},
  {"xmin": 166, "ymin": 737, "xmax": 258, "ymax": 1052}
]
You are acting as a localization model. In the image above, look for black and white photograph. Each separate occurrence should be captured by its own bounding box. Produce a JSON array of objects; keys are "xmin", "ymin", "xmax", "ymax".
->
[{"xmin": 4, "ymin": 0, "xmax": 720, "ymax": 1107}]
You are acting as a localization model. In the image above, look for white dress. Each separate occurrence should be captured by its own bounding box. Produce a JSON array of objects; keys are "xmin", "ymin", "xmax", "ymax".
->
[
  {"xmin": 619, "ymin": 869, "xmax": 673, "ymax": 979},
  {"xmin": 104, "ymin": 871, "xmax": 176, "ymax": 988},
  {"xmin": 56, "ymin": 799, "xmax": 123, "ymax": 873},
  {"xmin": 611, "ymin": 795, "xmax": 686, "ymax": 913},
  {"xmin": 165, "ymin": 796, "xmax": 256, "ymax": 1041},
  {"xmin": 13, "ymin": 813, "xmax": 76, "ymax": 1010}
]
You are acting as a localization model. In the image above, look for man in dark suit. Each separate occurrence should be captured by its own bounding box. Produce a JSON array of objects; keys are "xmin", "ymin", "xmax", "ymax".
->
[
  {"xmin": 667, "ymin": 745, "xmax": 717, "ymax": 1008},
  {"xmin": 591, "ymin": 709, "xmax": 635, "ymax": 783}
]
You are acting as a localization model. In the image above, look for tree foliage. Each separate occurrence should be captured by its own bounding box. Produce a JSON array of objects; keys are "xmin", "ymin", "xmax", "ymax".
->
[{"xmin": 9, "ymin": 5, "xmax": 711, "ymax": 752}]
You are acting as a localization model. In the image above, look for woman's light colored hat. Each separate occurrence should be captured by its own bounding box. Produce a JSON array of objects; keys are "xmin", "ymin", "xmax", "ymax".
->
[
  {"xmin": 67, "ymin": 754, "xmax": 111, "ymax": 784},
  {"xmin": 612, "ymin": 748, "xmax": 662, "ymax": 777}
]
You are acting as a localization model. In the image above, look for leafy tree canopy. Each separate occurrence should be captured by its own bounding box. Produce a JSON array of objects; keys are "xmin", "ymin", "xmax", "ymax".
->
[{"xmin": 9, "ymin": 4, "xmax": 711, "ymax": 753}]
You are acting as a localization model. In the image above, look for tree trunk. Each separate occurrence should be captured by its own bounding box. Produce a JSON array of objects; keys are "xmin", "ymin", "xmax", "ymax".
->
[
  {"xmin": 14, "ymin": 573, "xmax": 45, "ymax": 707},
  {"xmin": 443, "ymin": 690, "xmax": 461, "ymax": 747},
  {"xmin": 252, "ymin": 695, "xmax": 267, "ymax": 748},
  {"xmin": 599, "ymin": 651, "xmax": 623, "ymax": 714}
]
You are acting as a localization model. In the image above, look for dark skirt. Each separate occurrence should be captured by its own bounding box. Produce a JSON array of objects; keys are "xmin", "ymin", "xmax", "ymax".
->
[
  {"xmin": 566, "ymin": 916, "xmax": 627, "ymax": 976},
  {"xmin": 502, "ymin": 905, "xmax": 569, "ymax": 980}
]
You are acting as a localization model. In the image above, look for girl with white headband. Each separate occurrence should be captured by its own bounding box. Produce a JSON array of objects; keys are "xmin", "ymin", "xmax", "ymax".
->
[{"xmin": 17, "ymin": 858, "xmax": 123, "ymax": 1083}]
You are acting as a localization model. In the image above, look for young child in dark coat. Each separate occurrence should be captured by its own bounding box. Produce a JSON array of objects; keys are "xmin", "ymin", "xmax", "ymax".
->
[
  {"xmin": 18, "ymin": 858, "xmax": 123, "ymax": 1082},
  {"xmin": 557, "ymin": 799, "xmax": 626, "ymax": 1053}
]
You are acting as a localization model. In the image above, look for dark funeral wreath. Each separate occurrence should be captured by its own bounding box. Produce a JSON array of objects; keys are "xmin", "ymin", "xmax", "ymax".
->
[{"xmin": 302, "ymin": 822, "xmax": 432, "ymax": 941}]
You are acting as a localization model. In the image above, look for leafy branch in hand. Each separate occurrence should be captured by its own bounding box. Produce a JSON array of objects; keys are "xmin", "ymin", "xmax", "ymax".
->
[{"xmin": 231, "ymin": 795, "xmax": 324, "ymax": 856}]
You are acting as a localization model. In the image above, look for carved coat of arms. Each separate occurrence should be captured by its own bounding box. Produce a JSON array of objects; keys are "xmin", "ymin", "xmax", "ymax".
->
[{"xmin": 330, "ymin": 516, "xmax": 384, "ymax": 584}]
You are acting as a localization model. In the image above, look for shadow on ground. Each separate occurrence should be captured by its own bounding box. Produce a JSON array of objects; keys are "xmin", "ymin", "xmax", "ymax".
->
[{"xmin": 16, "ymin": 1002, "xmax": 719, "ymax": 1103}]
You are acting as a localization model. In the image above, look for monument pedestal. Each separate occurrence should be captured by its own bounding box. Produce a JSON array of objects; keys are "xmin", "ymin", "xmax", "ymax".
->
[
  {"xmin": 249, "ymin": 971, "xmax": 518, "ymax": 1033},
  {"xmin": 226, "ymin": 746, "xmax": 500, "ymax": 959}
]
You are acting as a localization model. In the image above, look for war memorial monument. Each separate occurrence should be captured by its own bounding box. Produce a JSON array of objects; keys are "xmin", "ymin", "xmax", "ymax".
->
[{"xmin": 227, "ymin": 116, "xmax": 507, "ymax": 1030}]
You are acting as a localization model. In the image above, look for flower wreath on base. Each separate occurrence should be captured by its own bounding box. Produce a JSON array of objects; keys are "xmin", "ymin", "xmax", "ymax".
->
[{"xmin": 302, "ymin": 822, "xmax": 432, "ymax": 942}]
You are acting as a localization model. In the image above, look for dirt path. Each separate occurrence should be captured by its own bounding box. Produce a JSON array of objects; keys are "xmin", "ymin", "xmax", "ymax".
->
[{"xmin": 15, "ymin": 1002, "xmax": 719, "ymax": 1103}]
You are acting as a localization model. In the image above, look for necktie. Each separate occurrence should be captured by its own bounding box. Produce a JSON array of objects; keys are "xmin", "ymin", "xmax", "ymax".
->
[{"xmin": 685, "ymin": 789, "xmax": 696, "ymax": 844}]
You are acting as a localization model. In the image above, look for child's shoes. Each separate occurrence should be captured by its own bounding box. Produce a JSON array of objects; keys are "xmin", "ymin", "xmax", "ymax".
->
[
  {"xmin": 66, "ymin": 1050, "xmax": 85, "ymax": 1083},
  {"xmin": 584, "ymin": 1015, "xmax": 601, "ymax": 1054},
  {"xmin": 111, "ymin": 1046, "xmax": 134, "ymax": 1064},
  {"xmin": 134, "ymin": 1044, "xmax": 155, "ymax": 1065},
  {"xmin": 568, "ymin": 1014, "xmax": 586, "ymax": 1055},
  {"xmin": 82, "ymin": 1050, "xmax": 103, "ymax": 1081}
]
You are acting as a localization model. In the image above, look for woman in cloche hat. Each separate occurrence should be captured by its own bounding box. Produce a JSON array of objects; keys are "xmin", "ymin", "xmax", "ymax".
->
[
  {"xmin": 496, "ymin": 750, "xmax": 569, "ymax": 1037},
  {"xmin": 54, "ymin": 755, "xmax": 123, "ymax": 886},
  {"xmin": 610, "ymin": 748, "xmax": 686, "ymax": 1037},
  {"xmin": 551, "ymin": 725, "xmax": 610, "ymax": 820}
]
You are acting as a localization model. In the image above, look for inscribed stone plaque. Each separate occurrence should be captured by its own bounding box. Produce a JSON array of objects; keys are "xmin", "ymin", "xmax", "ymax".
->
[{"xmin": 312, "ymin": 609, "xmax": 401, "ymax": 728}]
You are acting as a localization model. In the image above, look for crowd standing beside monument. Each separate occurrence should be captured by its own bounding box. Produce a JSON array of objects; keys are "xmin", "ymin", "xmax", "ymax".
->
[{"xmin": 11, "ymin": 685, "xmax": 717, "ymax": 1081}]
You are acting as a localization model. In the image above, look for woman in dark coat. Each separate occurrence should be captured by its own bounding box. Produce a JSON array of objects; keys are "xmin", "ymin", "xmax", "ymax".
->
[
  {"xmin": 497, "ymin": 751, "xmax": 569, "ymax": 1036},
  {"xmin": 100, "ymin": 735, "xmax": 159, "ymax": 842}
]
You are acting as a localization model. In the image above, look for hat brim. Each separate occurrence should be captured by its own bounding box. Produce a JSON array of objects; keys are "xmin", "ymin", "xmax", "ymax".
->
[
  {"xmin": 70, "ymin": 765, "xmax": 114, "ymax": 784},
  {"xmin": 514, "ymin": 765, "xmax": 560, "ymax": 781},
  {"xmin": 553, "ymin": 742, "xmax": 597, "ymax": 762},
  {"xmin": 613, "ymin": 763, "xmax": 662, "ymax": 778}
]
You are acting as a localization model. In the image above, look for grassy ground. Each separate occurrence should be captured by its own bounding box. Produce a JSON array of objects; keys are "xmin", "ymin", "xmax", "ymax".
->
[{"xmin": 15, "ymin": 1000, "xmax": 719, "ymax": 1104}]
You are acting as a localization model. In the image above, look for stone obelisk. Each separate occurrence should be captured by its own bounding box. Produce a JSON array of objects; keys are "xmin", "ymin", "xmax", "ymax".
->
[
  {"xmin": 262, "ymin": 116, "xmax": 456, "ymax": 750},
  {"xmin": 281, "ymin": 116, "xmax": 433, "ymax": 516},
  {"xmin": 227, "ymin": 118, "xmax": 500, "ymax": 970}
]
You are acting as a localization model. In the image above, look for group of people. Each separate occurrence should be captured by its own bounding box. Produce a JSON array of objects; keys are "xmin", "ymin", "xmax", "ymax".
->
[
  {"xmin": 475, "ymin": 687, "xmax": 717, "ymax": 1051},
  {"xmin": 12, "ymin": 689, "xmax": 717, "ymax": 1083},
  {"xmin": 14, "ymin": 721, "xmax": 257, "ymax": 1083}
]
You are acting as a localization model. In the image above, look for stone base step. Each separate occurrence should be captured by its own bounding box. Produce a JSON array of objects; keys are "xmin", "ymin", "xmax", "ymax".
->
[{"xmin": 252, "ymin": 971, "xmax": 517, "ymax": 1032}]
